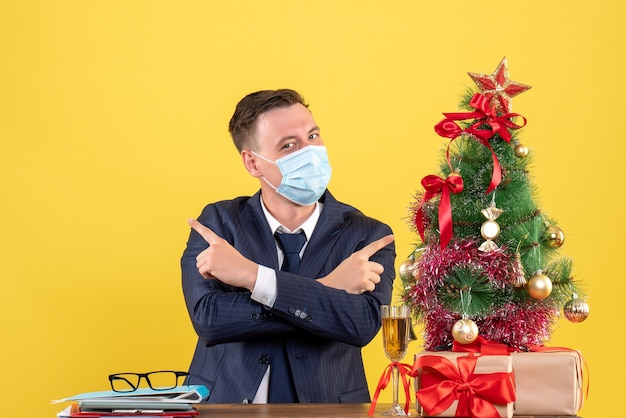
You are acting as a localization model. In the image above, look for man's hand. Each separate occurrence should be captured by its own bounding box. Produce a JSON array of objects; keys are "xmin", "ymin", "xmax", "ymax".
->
[
  {"xmin": 317, "ymin": 234, "xmax": 394, "ymax": 295},
  {"xmin": 188, "ymin": 218, "xmax": 259, "ymax": 291}
]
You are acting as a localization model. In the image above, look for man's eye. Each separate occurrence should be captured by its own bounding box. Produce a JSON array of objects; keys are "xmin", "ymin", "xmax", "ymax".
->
[{"xmin": 309, "ymin": 133, "xmax": 319, "ymax": 140}]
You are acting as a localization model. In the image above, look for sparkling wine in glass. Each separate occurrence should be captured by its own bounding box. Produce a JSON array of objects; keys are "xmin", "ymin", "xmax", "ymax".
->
[{"xmin": 380, "ymin": 305, "xmax": 411, "ymax": 416}]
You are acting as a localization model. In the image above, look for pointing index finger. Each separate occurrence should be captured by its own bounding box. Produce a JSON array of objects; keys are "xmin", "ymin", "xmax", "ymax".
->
[
  {"xmin": 188, "ymin": 218, "xmax": 220, "ymax": 245},
  {"xmin": 359, "ymin": 234, "xmax": 394, "ymax": 259}
]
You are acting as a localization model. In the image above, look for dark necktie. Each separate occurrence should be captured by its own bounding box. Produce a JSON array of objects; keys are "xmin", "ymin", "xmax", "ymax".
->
[
  {"xmin": 268, "ymin": 231, "xmax": 306, "ymax": 403},
  {"xmin": 274, "ymin": 231, "xmax": 307, "ymax": 274}
]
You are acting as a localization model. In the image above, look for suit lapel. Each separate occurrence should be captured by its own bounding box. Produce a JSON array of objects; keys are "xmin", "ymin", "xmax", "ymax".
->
[
  {"xmin": 239, "ymin": 192, "xmax": 281, "ymax": 270},
  {"xmin": 299, "ymin": 191, "xmax": 351, "ymax": 279}
]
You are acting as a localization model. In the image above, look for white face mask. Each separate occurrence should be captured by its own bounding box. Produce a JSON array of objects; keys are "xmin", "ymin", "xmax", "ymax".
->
[{"xmin": 252, "ymin": 145, "xmax": 332, "ymax": 205}]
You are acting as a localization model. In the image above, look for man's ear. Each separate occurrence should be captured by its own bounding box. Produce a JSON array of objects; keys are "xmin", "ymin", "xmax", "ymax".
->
[{"xmin": 241, "ymin": 150, "xmax": 262, "ymax": 178}]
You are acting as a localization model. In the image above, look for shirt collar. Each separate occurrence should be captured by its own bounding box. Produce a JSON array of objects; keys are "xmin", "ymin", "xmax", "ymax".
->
[{"xmin": 260, "ymin": 197, "xmax": 321, "ymax": 240}]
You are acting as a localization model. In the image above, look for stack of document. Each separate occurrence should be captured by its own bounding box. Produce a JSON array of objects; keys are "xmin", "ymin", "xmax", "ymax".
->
[{"xmin": 53, "ymin": 385, "xmax": 209, "ymax": 417}]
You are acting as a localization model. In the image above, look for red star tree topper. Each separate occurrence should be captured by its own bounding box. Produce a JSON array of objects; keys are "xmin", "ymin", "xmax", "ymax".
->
[{"xmin": 468, "ymin": 56, "xmax": 532, "ymax": 114}]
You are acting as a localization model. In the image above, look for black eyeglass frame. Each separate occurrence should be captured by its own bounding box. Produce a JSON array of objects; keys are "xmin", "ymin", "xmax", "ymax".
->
[{"xmin": 108, "ymin": 370, "xmax": 190, "ymax": 393}]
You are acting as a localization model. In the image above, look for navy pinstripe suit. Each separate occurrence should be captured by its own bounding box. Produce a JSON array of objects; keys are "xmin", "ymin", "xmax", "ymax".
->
[{"xmin": 181, "ymin": 190, "xmax": 395, "ymax": 403}]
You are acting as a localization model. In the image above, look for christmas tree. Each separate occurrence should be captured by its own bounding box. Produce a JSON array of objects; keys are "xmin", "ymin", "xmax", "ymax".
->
[{"xmin": 402, "ymin": 58, "xmax": 589, "ymax": 351}]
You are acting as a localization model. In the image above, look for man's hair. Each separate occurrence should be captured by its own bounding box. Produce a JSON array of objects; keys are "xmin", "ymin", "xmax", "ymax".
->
[{"xmin": 228, "ymin": 89, "xmax": 308, "ymax": 152}]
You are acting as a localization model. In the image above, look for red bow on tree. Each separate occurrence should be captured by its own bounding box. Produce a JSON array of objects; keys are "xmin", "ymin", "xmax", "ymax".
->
[
  {"xmin": 414, "ymin": 172, "xmax": 464, "ymax": 249},
  {"xmin": 434, "ymin": 93, "xmax": 526, "ymax": 193}
]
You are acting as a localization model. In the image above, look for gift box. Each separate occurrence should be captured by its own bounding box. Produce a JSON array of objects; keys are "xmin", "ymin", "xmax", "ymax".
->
[
  {"xmin": 414, "ymin": 351, "xmax": 515, "ymax": 418},
  {"xmin": 511, "ymin": 350, "xmax": 584, "ymax": 416}
]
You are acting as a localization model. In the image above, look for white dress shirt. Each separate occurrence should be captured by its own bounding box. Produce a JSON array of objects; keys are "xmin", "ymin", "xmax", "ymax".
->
[{"xmin": 249, "ymin": 198, "xmax": 322, "ymax": 403}]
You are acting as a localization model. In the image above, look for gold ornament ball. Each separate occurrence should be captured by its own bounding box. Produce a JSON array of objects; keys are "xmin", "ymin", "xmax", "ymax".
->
[
  {"xmin": 527, "ymin": 272, "xmax": 553, "ymax": 299},
  {"xmin": 480, "ymin": 220, "xmax": 501, "ymax": 240},
  {"xmin": 514, "ymin": 143, "xmax": 529, "ymax": 158},
  {"xmin": 563, "ymin": 298, "xmax": 590, "ymax": 323},
  {"xmin": 398, "ymin": 259, "xmax": 416, "ymax": 281},
  {"xmin": 544, "ymin": 225, "xmax": 565, "ymax": 248},
  {"xmin": 452, "ymin": 318, "xmax": 479, "ymax": 344},
  {"xmin": 447, "ymin": 170, "xmax": 462, "ymax": 180}
]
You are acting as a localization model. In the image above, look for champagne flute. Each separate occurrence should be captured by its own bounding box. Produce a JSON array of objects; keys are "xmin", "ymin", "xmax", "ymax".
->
[{"xmin": 380, "ymin": 305, "xmax": 411, "ymax": 416}]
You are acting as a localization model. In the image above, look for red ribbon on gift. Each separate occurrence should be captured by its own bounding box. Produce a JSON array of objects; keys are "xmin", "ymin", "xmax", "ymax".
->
[
  {"xmin": 434, "ymin": 93, "xmax": 527, "ymax": 193},
  {"xmin": 412, "ymin": 353, "xmax": 516, "ymax": 418},
  {"xmin": 368, "ymin": 362, "xmax": 413, "ymax": 416},
  {"xmin": 452, "ymin": 336, "xmax": 515, "ymax": 356},
  {"xmin": 414, "ymin": 172, "xmax": 464, "ymax": 249}
]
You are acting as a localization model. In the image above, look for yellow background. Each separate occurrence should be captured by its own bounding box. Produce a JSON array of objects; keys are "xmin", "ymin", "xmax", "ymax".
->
[{"xmin": 1, "ymin": 1, "xmax": 623, "ymax": 416}]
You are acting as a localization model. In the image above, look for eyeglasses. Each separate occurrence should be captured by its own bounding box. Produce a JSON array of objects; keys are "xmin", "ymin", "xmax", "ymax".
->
[{"xmin": 108, "ymin": 370, "xmax": 190, "ymax": 393}]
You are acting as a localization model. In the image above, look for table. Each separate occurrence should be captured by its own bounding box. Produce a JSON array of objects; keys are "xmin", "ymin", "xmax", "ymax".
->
[{"xmin": 194, "ymin": 403, "xmax": 581, "ymax": 417}]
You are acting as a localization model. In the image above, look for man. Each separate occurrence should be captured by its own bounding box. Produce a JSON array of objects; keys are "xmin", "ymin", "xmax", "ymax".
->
[{"xmin": 181, "ymin": 89, "xmax": 395, "ymax": 404}]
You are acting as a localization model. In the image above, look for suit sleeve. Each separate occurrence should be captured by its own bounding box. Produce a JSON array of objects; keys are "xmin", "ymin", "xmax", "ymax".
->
[
  {"xmin": 181, "ymin": 204, "xmax": 296, "ymax": 347},
  {"xmin": 271, "ymin": 217, "xmax": 396, "ymax": 347}
]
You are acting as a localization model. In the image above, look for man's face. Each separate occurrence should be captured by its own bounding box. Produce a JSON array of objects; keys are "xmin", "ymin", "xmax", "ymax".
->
[{"xmin": 250, "ymin": 103, "xmax": 325, "ymax": 194}]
